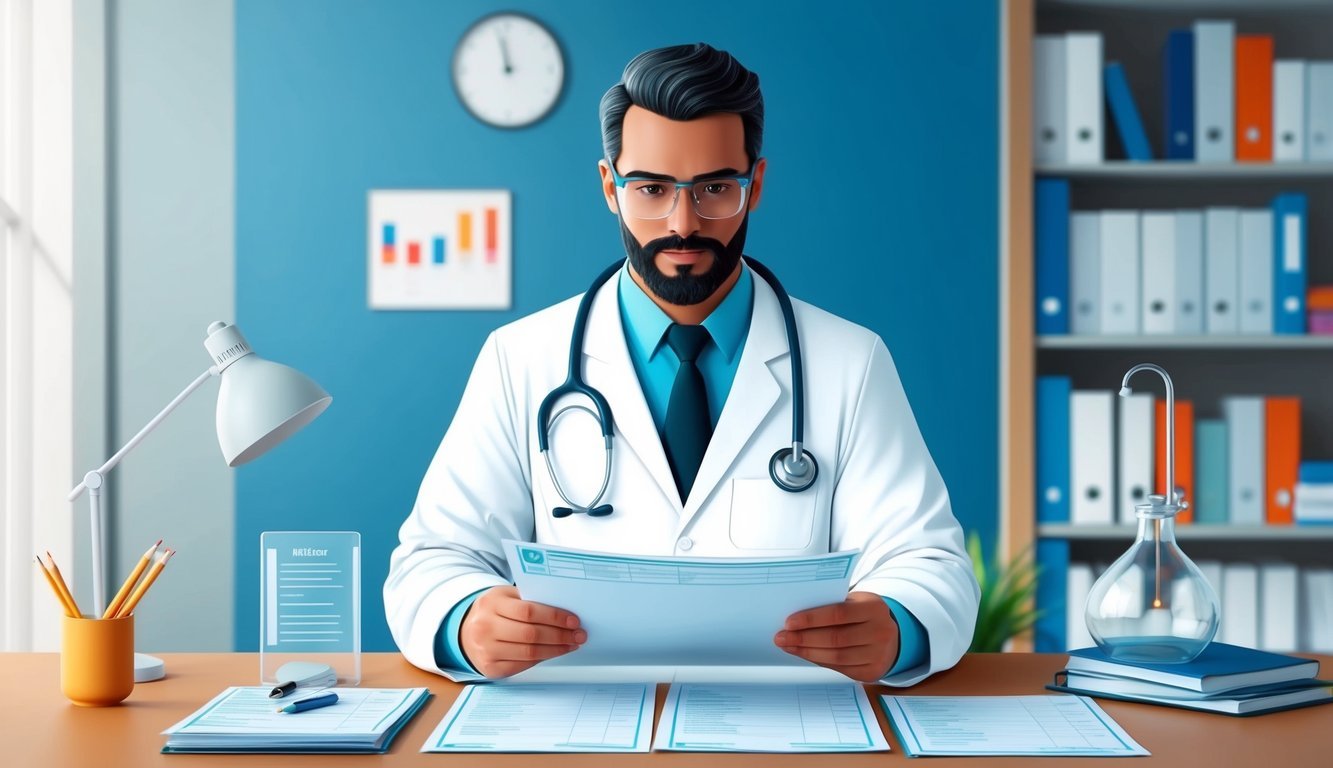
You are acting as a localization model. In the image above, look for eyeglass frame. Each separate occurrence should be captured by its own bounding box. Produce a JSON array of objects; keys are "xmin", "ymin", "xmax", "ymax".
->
[{"xmin": 605, "ymin": 158, "xmax": 759, "ymax": 220}]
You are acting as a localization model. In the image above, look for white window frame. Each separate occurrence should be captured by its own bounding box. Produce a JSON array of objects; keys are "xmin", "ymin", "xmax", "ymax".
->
[{"xmin": 2, "ymin": 0, "xmax": 75, "ymax": 651}]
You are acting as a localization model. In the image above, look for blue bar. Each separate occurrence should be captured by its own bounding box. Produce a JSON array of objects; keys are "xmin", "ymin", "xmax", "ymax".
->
[
  {"xmin": 433, "ymin": 237, "xmax": 446, "ymax": 265},
  {"xmin": 383, "ymin": 223, "xmax": 396, "ymax": 247}
]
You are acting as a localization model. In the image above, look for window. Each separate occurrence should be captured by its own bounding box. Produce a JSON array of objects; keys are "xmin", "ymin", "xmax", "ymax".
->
[{"xmin": 1, "ymin": 0, "xmax": 74, "ymax": 651}]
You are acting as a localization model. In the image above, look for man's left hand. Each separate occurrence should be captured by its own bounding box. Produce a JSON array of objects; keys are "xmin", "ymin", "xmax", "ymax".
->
[{"xmin": 775, "ymin": 591, "xmax": 899, "ymax": 683}]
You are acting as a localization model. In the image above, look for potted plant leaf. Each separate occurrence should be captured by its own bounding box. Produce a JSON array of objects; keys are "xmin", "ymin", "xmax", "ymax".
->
[{"xmin": 966, "ymin": 531, "xmax": 1042, "ymax": 653}]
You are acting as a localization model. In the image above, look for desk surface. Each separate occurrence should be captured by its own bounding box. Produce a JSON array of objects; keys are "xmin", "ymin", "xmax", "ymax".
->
[{"xmin": 1, "ymin": 652, "xmax": 1329, "ymax": 767}]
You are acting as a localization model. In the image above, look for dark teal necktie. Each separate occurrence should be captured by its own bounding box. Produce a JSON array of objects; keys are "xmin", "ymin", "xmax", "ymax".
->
[{"xmin": 662, "ymin": 323, "xmax": 714, "ymax": 504}]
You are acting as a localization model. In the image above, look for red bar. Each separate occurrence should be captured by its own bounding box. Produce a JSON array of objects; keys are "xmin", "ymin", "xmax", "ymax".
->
[
  {"xmin": 381, "ymin": 244, "xmax": 395, "ymax": 264},
  {"xmin": 407, "ymin": 241, "xmax": 421, "ymax": 265},
  {"xmin": 485, "ymin": 208, "xmax": 498, "ymax": 263}
]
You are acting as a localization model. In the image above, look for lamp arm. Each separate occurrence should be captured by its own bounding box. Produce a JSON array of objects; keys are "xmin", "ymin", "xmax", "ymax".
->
[{"xmin": 68, "ymin": 366, "xmax": 218, "ymax": 501}]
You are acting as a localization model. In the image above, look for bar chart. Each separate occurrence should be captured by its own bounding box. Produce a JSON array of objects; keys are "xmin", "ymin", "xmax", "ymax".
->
[{"xmin": 368, "ymin": 189, "xmax": 512, "ymax": 309}]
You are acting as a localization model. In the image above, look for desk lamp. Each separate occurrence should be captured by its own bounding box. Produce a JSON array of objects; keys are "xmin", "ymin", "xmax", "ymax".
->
[
  {"xmin": 67, "ymin": 321, "xmax": 331, "ymax": 682},
  {"xmin": 1085, "ymin": 363, "xmax": 1219, "ymax": 663}
]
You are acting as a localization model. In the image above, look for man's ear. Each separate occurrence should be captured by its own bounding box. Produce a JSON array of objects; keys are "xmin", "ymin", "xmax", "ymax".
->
[
  {"xmin": 747, "ymin": 157, "xmax": 767, "ymax": 212},
  {"xmin": 598, "ymin": 160, "xmax": 620, "ymax": 215}
]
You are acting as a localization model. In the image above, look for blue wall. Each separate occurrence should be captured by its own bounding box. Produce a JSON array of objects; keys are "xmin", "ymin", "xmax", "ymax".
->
[{"xmin": 235, "ymin": 0, "xmax": 999, "ymax": 651}]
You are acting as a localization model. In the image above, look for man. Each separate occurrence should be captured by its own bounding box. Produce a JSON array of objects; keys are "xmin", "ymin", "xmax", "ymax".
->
[{"xmin": 385, "ymin": 43, "xmax": 978, "ymax": 685}]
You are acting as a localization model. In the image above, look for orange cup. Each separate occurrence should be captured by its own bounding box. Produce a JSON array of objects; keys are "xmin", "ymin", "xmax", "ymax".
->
[{"xmin": 61, "ymin": 614, "xmax": 134, "ymax": 706}]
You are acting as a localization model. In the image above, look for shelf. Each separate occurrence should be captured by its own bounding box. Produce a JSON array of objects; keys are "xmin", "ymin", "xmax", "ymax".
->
[
  {"xmin": 1039, "ymin": 1, "xmax": 1333, "ymax": 14},
  {"xmin": 1038, "ymin": 524, "xmax": 1333, "ymax": 541},
  {"xmin": 1038, "ymin": 335, "xmax": 1333, "ymax": 350},
  {"xmin": 1035, "ymin": 162, "xmax": 1333, "ymax": 181}
]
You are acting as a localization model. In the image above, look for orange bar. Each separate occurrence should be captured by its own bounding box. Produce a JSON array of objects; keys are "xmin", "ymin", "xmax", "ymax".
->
[
  {"xmin": 381, "ymin": 244, "xmax": 395, "ymax": 264},
  {"xmin": 485, "ymin": 208, "xmax": 497, "ymax": 263},
  {"xmin": 407, "ymin": 242, "xmax": 421, "ymax": 265},
  {"xmin": 1156, "ymin": 400, "xmax": 1194, "ymax": 524},
  {"xmin": 1308, "ymin": 286, "xmax": 1333, "ymax": 311},
  {"xmin": 458, "ymin": 212, "xmax": 473, "ymax": 253},
  {"xmin": 1265, "ymin": 397, "xmax": 1301, "ymax": 525},
  {"xmin": 1235, "ymin": 35, "xmax": 1273, "ymax": 162}
]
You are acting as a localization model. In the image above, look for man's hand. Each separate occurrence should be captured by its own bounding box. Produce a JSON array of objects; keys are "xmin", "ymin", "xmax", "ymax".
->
[
  {"xmin": 774, "ymin": 591, "xmax": 900, "ymax": 683},
  {"xmin": 459, "ymin": 586, "xmax": 586, "ymax": 678}
]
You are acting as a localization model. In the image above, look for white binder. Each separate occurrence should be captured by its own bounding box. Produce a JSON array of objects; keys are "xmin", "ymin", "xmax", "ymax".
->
[
  {"xmin": 1194, "ymin": 20, "xmax": 1235, "ymax": 163},
  {"xmin": 1071, "ymin": 390, "xmax": 1115, "ymax": 525},
  {"xmin": 1308, "ymin": 62, "xmax": 1333, "ymax": 162},
  {"xmin": 1273, "ymin": 60, "xmax": 1307, "ymax": 162},
  {"xmin": 1303, "ymin": 569, "xmax": 1333, "ymax": 653},
  {"xmin": 1066, "ymin": 564, "xmax": 1095, "ymax": 651},
  {"xmin": 1259, "ymin": 563, "xmax": 1298, "ymax": 653},
  {"xmin": 1070, "ymin": 212, "xmax": 1101, "ymax": 335},
  {"xmin": 1222, "ymin": 563, "xmax": 1259, "ymax": 648},
  {"xmin": 1174, "ymin": 211, "xmax": 1205, "ymax": 335},
  {"xmin": 1099, "ymin": 211, "xmax": 1140, "ymax": 335},
  {"xmin": 1140, "ymin": 212, "xmax": 1176, "ymax": 335},
  {"xmin": 1033, "ymin": 35, "xmax": 1067, "ymax": 165},
  {"xmin": 1238, "ymin": 209, "xmax": 1274, "ymax": 335},
  {"xmin": 1117, "ymin": 392, "xmax": 1155, "ymax": 524},
  {"xmin": 1223, "ymin": 396, "xmax": 1266, "ymax": 525},
  {"xmin": 1065, "ymin": 33, "xmax": 1104, "ymax": 164},
  {"xmin": 1204, "ymin": 208, "xmax": 1240, "ymax": 334}
]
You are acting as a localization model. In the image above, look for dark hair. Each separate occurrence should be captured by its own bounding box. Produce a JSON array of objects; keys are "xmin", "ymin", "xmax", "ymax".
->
[{"xmin": 599, "ymin": 43, "xmax": 764, "ymax": 168}]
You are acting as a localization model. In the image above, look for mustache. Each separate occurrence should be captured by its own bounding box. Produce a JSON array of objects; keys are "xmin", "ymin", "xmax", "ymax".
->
[{"xmin": 642, "ymin": 234, "xmax": 727, "ymax": 260}]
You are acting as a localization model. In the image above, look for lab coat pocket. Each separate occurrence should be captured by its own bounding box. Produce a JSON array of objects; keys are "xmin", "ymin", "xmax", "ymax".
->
[{"xmin": 728, "ymin": 478, "xmax": 816, "ymax": 550}]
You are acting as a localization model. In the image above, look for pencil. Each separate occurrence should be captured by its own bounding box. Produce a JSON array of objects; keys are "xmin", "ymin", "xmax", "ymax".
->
[
  {"xmin": 103, "ymin": 539, "xmax": 162, "ymax": 619},
  {"xmin": 115, "ymin": 549, "xmax": 173, "ymax": 618},
  {"xmin": 36, "ymin": 556, "xmax": 78, "ymax": 618},
  {"xmin": 44, "ymin": 552, "xmax": 82, "ymax": 618}
]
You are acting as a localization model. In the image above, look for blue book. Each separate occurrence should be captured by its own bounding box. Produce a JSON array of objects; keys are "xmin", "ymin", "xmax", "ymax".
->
[
  {"xmin": 1272, "ymin": 193, "xmax": 1308, "ymax": 335},
  {"xmin": 1299, "ymin": 461, "xmax": 1333, "ymax": 484},
  {"xmin": 1163, "ymin": 30, "xmax": 1194, "ymax": 160},
  {"xmin": 1034, "ymin": 539, "xmax": 1069, "ymax": 654},
  {"xmin": 1194, "ymin": 419, "xmax": 1229, "ymax": 524},
  {"xmin": 1036, "ymin": 376, "xmax": 1072, "ymax": 523},
  {"xmin": 1034, "ymin": 179, "xmax": 1070, "ymax": 335},
  {"xmin": 1104, "ymin": 63, "xmax": 1152, "ymax": 161},
  {"xmin": 1066, "ymin": 642, "xmax": 1320, "ymax": 693}
]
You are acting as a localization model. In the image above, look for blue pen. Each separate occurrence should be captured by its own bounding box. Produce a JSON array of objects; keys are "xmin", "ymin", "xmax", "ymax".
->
[{"xmin": 276, "ymin": 690, "xmax": 338, "ymax": 714}]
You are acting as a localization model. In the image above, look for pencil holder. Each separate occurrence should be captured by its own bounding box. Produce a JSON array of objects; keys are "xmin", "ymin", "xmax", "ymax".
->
[{"xmin": 61, "ymin": 614, "xmax": 134, "ymax": 706}]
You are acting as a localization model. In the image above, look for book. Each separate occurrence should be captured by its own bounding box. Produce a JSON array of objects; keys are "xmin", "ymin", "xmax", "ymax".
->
[
  {"xmin": 1049, "ymin": 672, "xmax": 1333, "ymax": 717},
  {"xmin": 1065, "ymin": 642, "xmax": 1319, "ymax": 694}
]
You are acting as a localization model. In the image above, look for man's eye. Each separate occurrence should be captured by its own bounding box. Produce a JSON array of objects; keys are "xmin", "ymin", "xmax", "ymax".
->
[
  {"xmin": 636, "ymin": 184, "xmax": 665, "ymax": 196},
  {"xmin": 701, "ymin": 182, "xmax": 731, "ymax": 195}
]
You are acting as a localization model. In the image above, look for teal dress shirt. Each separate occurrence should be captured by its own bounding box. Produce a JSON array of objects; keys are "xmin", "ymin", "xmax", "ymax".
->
[{"xmin": 435, "ymin": 262, "xmax": 927, "ymax": 676}]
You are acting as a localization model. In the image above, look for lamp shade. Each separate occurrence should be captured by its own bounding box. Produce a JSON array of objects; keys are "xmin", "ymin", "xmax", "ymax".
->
[{"xmin": 204, "ymin": 321, "xmax": 332, "ymax": 467}]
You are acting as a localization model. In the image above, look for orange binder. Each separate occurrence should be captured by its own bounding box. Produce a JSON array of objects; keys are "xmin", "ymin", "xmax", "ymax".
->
[
  {"xmin": 1308, "ymin": 286, "xmax": 1333, "ymax": 312},
  {"xmin": 1155, "ymin": 400, "xmax": 1194, "ymax": 524},
  {"xmin": 1235, "ymin": 35, "xmax": 1274, "ymax": 162},
  {"xmin": 1265, "ymin": 397, "xmax": 1301, "ymax": 525}
]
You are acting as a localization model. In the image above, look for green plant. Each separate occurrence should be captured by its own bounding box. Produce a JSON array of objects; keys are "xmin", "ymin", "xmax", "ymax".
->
[{"xmin": 967, "ymin": 531, "xmax": 1042, "ymax": 653}]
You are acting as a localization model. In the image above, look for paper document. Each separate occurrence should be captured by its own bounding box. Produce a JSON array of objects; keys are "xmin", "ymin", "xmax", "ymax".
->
[
  {"xmin": 654, "ymin": 684, "xmax": 889, "ymax": 753},
  {"xmin": 504, "ymin": 540, "xmax": 858, "ymax": 667},
  {"xmin": 421, "ymin": 684, "xmax": 655, "ymax": 752},
  {"xmin": 880, "ymin": 695, "xmax": 1149, "ymax": 757},
  {"xmin": 161, "ymin": 687, "xmax": 429, "ymax": 753}
]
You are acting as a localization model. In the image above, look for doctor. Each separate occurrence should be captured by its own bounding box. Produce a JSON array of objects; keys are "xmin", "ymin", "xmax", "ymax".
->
[{"xmin": 386, "ymin": 43, "xmax": 978, "ymax": 685}]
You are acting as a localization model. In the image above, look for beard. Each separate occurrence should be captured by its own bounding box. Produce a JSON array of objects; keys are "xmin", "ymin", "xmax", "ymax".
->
[{"xmin": 620, "ymin": 215, "xmax": 748, "ymax": 306}]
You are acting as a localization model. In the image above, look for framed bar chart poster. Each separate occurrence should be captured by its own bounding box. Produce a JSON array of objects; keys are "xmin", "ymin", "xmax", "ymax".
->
[{"xmin": 367, "ymin": 189, "xmax": 512, "ymax": 310}]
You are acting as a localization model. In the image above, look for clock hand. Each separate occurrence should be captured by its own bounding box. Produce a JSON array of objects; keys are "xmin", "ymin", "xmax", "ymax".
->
[{"xmin": 497, "ymin": 31, "xmax": 513, "ymax": 75}]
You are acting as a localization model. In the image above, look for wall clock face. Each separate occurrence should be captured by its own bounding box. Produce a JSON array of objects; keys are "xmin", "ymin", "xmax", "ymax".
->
[{"xmin": 452, "ymin": 12, "xmax": 565, "ymax": 129}]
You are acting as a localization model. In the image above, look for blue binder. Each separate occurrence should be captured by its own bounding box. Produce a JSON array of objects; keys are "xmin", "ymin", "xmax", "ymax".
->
[
  {"xmin": 1104, "ymin": 63, "xmax": 1152, "ymax": 161},
  {"xmin": 1035, "ymin": 179, "xmax": 1071, "ymax": 335},
  {"xmin": 1037, "ymin": 376, "xmax": 1072, "ymax": 524},
  {"xmin": 1163, "ymin": 30, "xmax": 1194, "ymax": 160},
  {"xmin": 1034, "ymin": 538, "xmax": 1070, "ymax": 653},
  {"xmin": 1273, "ymin": 193, "xmax": 1307, "ymax": 335}
]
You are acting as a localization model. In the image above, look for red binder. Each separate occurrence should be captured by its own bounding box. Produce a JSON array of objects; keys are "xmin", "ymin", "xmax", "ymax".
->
[
  {"xmin": 1265, "ymin": 397, "xmax": 1301, "ymax": 525},
  {"xmin": 1235, "ymin": 35, "xmax": 1274, "ymax": 162},
  {"xmin": 1156, "ymin": 400, "xmax": 1194, "ymax": 524}
]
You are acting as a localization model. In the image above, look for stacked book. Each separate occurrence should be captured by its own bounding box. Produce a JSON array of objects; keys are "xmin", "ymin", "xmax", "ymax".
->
[
  {"xmin": 1296, "ymin": 462, "xmax": 1333, "ymax": 524},
  {"xmin": 1048, "ymin": 642, "xmax": 1332, "ymax": 716}
]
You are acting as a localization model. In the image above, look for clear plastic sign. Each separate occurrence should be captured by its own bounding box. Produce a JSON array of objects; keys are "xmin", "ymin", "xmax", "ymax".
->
[{"xmin": 259, "ymin": 531, "xmax": 361, "ymax": 686}]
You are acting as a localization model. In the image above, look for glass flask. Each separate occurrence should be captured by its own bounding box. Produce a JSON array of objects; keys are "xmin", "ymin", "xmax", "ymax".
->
[{"xmin": 1084, "ymin": 364, "xmax": 1220, "ymax": 663}]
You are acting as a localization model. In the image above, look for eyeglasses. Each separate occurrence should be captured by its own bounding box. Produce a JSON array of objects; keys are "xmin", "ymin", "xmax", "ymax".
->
[{"xmin": 607, "ymin": 160, "xmax": 756, "ymax": 220}]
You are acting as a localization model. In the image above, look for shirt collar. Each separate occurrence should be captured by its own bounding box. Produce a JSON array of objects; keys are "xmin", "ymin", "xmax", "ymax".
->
[{"xmin": 617, "ymin": 260, "xmax": 754, "ymax": 363}]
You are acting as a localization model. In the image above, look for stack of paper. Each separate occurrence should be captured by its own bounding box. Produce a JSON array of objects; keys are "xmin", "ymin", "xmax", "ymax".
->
[{"xmin": 161, "ymin": 687, "xmax": 431, "ymax": 754}]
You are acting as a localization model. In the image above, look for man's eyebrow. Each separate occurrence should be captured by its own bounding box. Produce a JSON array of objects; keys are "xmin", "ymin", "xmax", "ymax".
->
[{"xmin": 622, "ymin": 167, "xmax": 744, "ymax": 182}]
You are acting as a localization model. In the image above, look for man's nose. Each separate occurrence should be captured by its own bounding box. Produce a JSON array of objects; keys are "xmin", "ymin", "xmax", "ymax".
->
[{"xmin": 667, "ymin": 188, "xmax": 701, "ymax": 239}]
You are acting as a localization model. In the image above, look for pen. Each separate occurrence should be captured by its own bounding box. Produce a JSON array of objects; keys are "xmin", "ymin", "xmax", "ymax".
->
[
  {"xmin": 276, "ymin": 691, "xmax": 338, "ymax": 714},
  {"xmin": 104, "ymin": 539, "xmax": 161, "ymax": 619}
]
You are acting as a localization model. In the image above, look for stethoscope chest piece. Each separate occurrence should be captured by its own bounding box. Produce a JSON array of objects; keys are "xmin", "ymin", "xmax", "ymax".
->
[{"xmin": 769, "ymin": 445, "xmax": 818, "ymax": 493}]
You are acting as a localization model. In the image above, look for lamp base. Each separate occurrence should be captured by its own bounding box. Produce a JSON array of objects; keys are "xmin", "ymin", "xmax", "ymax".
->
[{"xmin": 134, "ymin": 652, "xmax": 166, "ymax": 683}]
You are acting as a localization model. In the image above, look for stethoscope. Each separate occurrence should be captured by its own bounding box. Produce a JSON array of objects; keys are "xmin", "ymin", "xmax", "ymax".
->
[{"xmin": 537, "ymin": 256, "xmax": 818, "ymax": 518}]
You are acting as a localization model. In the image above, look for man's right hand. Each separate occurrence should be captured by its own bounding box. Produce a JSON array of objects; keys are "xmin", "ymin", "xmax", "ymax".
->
[{"xmin": 459, "ymin": 586, "xmax": 586, "ymax": 678}]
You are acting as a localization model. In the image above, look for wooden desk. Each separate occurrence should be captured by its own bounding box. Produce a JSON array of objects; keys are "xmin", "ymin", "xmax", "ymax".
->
[{"xmin": 1, "ymin": 652, "xmax": 1328, "ymax": 766}]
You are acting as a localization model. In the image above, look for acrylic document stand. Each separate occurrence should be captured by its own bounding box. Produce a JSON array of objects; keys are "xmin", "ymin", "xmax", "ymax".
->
[{"xmin": 259, "ymin": 531, "xmax": 361, "ymax": 686}]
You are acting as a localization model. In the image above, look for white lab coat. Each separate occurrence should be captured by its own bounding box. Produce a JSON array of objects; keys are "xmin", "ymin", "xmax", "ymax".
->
[{"xmin": 385, "ymin": 264, "xmax": 979, "ymax": 685}]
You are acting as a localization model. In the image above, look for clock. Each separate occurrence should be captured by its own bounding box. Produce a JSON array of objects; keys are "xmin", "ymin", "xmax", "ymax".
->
[{"xmin": 452, "ymin": 12, "xmax": 565, "ymax": 129}]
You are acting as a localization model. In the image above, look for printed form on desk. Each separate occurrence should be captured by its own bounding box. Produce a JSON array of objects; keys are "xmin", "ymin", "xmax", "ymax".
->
[{"xmin": 422, "ymin": 683, "xmax": 655, "ymax": 752}]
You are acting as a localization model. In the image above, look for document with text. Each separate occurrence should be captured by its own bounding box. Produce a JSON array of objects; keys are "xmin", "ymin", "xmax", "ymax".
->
[{"xmin": 653, "ymin": 683, "xmax": 889, "ymax": 752}]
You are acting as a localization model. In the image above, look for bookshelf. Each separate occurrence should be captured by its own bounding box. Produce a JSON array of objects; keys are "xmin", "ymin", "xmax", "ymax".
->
[{"xmin": 1002, "ymin": 0, "xmax": 1333, "ymax": 652}]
